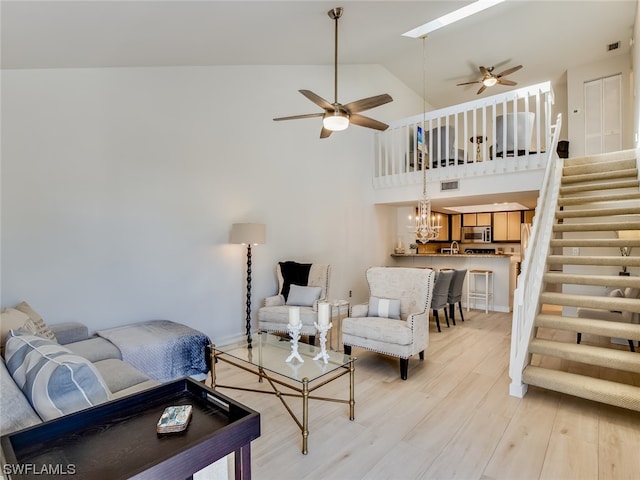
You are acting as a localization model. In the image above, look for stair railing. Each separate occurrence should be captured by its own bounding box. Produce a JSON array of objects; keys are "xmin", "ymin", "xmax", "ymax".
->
[{"xmin": 509, "ymin": 113, "xmax": 563, "ymax": 397}]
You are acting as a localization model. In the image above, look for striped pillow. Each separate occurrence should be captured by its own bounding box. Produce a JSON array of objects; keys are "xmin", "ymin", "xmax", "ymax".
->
[
  {"xmin": 369, "ymin": 296, "xmax": 401, "ymax": 320},
  {"xmin": 4, "ymin": 332, "xmax": 111, "ymax": 421}
]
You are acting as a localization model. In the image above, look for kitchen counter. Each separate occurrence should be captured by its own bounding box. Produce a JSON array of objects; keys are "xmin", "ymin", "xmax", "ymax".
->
[
  {"xmin": 391, "ymin": 253, "xmax": 510, "ymax": 258},
  {"xmin": 390, "ymin": 253, "xmax": 513, "ymax": 312}
]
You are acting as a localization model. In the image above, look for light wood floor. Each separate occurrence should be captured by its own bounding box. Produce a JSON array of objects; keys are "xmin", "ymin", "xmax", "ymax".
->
[{"xmin": 212, "ymin": 309, "xmax": 640, "ymax": 480}]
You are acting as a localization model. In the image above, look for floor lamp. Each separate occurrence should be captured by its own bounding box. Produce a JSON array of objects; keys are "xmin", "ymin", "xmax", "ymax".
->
[{"xmin": 231, "ymin": 223, "xmax": 266, "ymax": 348}]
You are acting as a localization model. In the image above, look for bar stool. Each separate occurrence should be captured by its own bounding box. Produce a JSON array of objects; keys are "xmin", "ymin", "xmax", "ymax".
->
[{"xmin": 467, "ymin": 269, "xmax": 493, "ymax": 313}]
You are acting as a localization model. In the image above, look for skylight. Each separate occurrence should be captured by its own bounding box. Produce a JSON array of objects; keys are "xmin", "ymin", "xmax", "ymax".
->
[{"xmin": 402, "ymin": 0, "xmax": 505, "ymax": 38}]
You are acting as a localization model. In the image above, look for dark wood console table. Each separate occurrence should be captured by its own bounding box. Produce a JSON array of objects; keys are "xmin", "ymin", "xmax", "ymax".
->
[{"xmin": 0, "ymin": 378, "xmax": 260, "ymax": 479}]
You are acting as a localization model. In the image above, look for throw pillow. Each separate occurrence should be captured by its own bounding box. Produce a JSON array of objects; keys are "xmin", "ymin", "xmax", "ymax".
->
[
  {"xmin": 286, "ymin": 284, "xmax": 322, "ymax": 307},
  {"xmin": 279, "ymin": 261, "xmax": 312, "ymax": 300},
  {"xmin": 14, "ymin": 301, "xmax": 57, "ymax": 342},
  {"xmin": 4, "ymin": 332, "xmax": 111, "ymax": 421},
  {"xmin": 0, "ymin": 308, "xmax": 31, "ymax": 354},
  {"xmin": 369, "ymin": 296, "xmax": 401, "ymax": 320}
]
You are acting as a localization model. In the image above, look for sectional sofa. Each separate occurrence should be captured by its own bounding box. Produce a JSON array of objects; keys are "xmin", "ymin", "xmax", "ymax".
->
[{"xmin": 0, "ymin": 302, "xmax": 210, "ymax": 436}]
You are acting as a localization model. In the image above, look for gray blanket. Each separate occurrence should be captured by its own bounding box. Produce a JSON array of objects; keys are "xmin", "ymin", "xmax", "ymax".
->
[{"xmin": 97, "ymin": 320, "xmax": 210, "ymax": 382}]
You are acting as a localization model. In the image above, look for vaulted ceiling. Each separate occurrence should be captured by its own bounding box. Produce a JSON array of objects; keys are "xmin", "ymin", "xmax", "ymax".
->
[{"xmin": 2, "ymin": 1, "xmax": 635, "ymax": 108}]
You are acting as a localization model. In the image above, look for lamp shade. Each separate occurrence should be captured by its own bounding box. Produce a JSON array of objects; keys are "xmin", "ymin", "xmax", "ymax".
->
[{"xmin": 230, "ymin": 223, "xmax": 266, "ymax": 245}]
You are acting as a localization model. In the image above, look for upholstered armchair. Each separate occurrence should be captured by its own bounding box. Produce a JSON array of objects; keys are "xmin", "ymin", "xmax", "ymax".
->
[
  {"xmin": 257, "ymin": 261, "xmax": 330, "ymax": 344},
  {"xmin": 342, "ymin": 267, "xmax": 435, "ymax": 380},
  {"xmin": 495, "ymin": 112, "xmax": 536, "ymax": 157}
]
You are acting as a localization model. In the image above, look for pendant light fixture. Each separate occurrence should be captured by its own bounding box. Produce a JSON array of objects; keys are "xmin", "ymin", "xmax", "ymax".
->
[{"xmin": 415, "ymin": 36, "xmax": 441, "ymax": 243}]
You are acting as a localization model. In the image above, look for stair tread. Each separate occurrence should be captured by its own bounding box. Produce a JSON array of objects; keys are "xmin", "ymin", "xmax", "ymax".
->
[
  {"xmin": 558, "ymin": 192, "xmax": 640, "ymax": 206},
  {"xmin": 540, "ymin": 292, "xmax": 640, "ymax": 313},
  {"xmin": 561, "ymin": 168, "xmax": 638, "ymax": 184},
  {"xmin": 556, "ymin": 206, "xmax": 640, "ymax": 218},
  {"xmin": 536, "ymin": 313, "xmax": 640, "ymax": 340},
  {"xmin": 563, "ymin": 150, "xmax": 637, "ymax": 166},
  {"xmin": 547, "ymin": 255, "xmax": 640, "ymax": 266},
  {"xmin": 530, "ymin": 338, "xmax": 640, "ymax": 372},
  {"xmin": 523, "ymin": 366, "xmax": 640, "ymax": 411},
  {"xmin": 553, "ymin": 221, "xmax": 640, "ymax": 232},
  {"xmin": 549, "ymin": 238, "xmax": 640, "ymax": 247},
  {"xmin": 559, "ymin": 179, "xmax": 640, "ymax": 195},
  {"xmin": 563, "ymin": 158, "xmax": 637, "ymax": 176},
  {"xmin": 543, "ymin": 273, "xmax": 640, "ymax": 288}
]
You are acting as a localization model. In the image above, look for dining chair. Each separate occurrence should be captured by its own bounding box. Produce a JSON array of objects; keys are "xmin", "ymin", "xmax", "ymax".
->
[{"xmin": 431, "ymin": 269, "xmax": 455, "ymax": 332}]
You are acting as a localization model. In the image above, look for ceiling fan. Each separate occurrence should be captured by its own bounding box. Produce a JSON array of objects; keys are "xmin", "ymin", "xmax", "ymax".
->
[
  {"xmin": 273, "ymin": 7, "xmax": 393, "ymax": 139},
  {"xmin": 456, "ymin": 64, "xmax": 523, "ymax": 95}
]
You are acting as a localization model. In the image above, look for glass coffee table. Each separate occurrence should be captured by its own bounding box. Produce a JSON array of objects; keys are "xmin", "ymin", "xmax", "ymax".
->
[{"xmin": 210, "ymin": 332, "xmax": 355, "ymax": 454}]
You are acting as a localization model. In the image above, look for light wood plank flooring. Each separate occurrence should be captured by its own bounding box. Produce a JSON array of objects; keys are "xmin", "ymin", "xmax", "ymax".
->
[{"xmin": 211, "ymin": 309, "xmax": 640, "ymax": 479}]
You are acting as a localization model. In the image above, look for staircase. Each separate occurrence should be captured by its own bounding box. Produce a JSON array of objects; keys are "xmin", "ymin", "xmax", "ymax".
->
[{"xmin": 510, "ymin": 148, "xmax": 640, "ymax": 411}]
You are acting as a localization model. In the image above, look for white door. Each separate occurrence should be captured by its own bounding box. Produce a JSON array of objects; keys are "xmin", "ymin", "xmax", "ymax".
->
[{"xmin": 584, "ymin": 74, "xmax": 622, "ymax": 155}]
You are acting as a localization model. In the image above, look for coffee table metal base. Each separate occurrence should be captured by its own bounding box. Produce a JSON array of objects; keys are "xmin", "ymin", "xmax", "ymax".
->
[{"xmin": 210, "ymin": 346, "xmax": 355, "ymax": 455}]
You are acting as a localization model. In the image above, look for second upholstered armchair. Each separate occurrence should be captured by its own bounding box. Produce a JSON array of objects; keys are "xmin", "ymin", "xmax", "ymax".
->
[
  {"xmin": 342, "ymin": 267, "xmax": 435, "ymax": 380},
  {"xmin": 257, "ymin": 261, "xmax": 330, "ymax": 344}
]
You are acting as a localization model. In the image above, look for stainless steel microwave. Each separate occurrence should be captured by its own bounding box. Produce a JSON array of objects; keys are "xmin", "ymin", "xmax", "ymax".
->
[{"xmin": 462, "ymin": 226, "xmax": 492, "ymax": 243}]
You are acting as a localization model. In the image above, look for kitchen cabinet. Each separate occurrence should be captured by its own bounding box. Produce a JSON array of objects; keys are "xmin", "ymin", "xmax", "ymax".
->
[
  {"xmin": 463, "ymin": 213, "xmax": 490, "ymax": 226},
  {"xmin": 435, "ymin": 214, "xmax": 449, "ymax": 242},
  {"xmin": 462, "ymin": 213, "xmax": 477, "ymax": 226},
  {"xmin": 493, "ymin": 211, "xmax": 522, "ymax": 241},
  {"xmin": 450, "ymin": 214, "xmax": 461, "ymax": 241},
  {"xmin": 477, "ymin": 213, "xmax": 491, "ymax": 226},
  {"xmin": 524, "ymin": 210, "xmax": 535, "ymax": 224}
]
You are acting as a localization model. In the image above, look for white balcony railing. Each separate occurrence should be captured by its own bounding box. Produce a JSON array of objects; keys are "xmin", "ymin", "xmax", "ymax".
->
[{"xmin": 373, "ymin": 82, "xmax": 555, "ymax": 189}]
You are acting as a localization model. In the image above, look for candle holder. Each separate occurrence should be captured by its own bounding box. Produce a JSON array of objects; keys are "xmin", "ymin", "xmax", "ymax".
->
[
  {"xmin": 285, "ymin": 323, "xmax": 304, "ymax": 363},
  {"xmin": 313, "ymin": 322, "xmax": 332, "ymax": 364}
]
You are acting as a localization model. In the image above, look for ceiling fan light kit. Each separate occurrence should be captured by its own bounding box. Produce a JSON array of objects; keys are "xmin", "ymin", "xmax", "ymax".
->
[
  {"xmin": 323, "ymin": 110, "xmax": 349, "ymax": 131},
  {"xmin": 273, "ymin": 7, "xmax": 392, "ymax": 138}
]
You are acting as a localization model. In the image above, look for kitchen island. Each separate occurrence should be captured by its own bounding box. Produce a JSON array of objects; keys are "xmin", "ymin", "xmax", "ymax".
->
[{"xmin": 390, "ymin": 253, "xmax": 513, "ymax": 312}]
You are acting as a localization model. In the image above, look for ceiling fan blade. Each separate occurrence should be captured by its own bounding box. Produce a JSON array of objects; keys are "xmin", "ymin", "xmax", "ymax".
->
[
  {"xmin": 320, "ymin": 127, "xmax": 333, "ymax": 138},
  {"xmin": 343, "ymin": 94, "xmax": 393, "ymax": 114},
  {"xmin": 477, "ymin": 84, "xmax": 487, "ymax": 95},
  {"xmin": 479, "ymin": 66, "xmax": 490, "ymax": 76},
  {"xmin": 497, "ymin": 79, "xmax": 517, "ymax": 86},
  {"xmin": 456, "ymin": 80, "xmax": 482, "ymax": 86},
  {"xmin": 496, "ymin": 65, "xmax": 522, "ymax": 78},
  {"xmin": 349, "ymin": 114, "xmax": 389, "ymax": 131},
  {"xmin": 273, "ymin": 113, "xmax": 325, "ymax": 122},
  {"xmin": 299, "ymin": 90, "xmax": 334, "ymax": 110}
]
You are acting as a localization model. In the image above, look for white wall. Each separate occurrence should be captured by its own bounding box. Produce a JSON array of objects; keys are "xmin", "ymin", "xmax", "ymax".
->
[
  {"xmin": 1, "ymin": 64, "xmax": 422, "ymax": 343},
  {"xmin": 567, "ymin": 53, "xmax": 634, "ymax": 158}
]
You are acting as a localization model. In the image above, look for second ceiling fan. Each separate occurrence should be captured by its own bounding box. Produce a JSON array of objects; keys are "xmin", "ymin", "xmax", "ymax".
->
[
  {"xmin": 457, "ymin": 64, "xmax": 523, "ymax": 95},
  {"xmin": 273, "ymin": 7, "xmax": 393, "ymax": 138}
]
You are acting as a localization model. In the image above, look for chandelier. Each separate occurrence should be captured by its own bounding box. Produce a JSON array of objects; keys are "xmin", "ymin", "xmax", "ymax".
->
[{"xmin": 414, "ymin": 35, "xmax": 441, "ymax": 243}]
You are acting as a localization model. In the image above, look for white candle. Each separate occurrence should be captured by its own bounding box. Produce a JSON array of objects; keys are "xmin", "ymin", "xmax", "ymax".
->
[
  {"xmin": 289, "ymin": 307, "xmax": 300, "ymax": 326},
  {"xmin": 318, "ymin": 302, "xmax": 330, "ymax": 326}
]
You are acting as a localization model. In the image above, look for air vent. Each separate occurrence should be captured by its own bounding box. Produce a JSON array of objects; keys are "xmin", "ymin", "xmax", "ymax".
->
[
  {"xmin": 441, "ymin": 180, "xmax": 459, "ymax": 191},
  {"xmin": 607, "ymin": 41, "xmax": 620, "ymax": 51}
]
